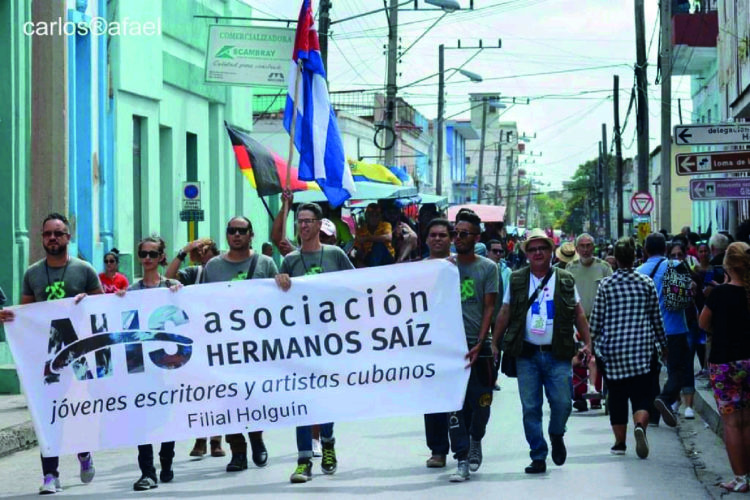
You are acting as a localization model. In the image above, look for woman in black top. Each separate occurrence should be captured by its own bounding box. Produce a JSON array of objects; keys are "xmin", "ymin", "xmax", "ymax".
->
[{"xmin": 699, "ymin": 241, "xmax": 750, "ymax": 493}]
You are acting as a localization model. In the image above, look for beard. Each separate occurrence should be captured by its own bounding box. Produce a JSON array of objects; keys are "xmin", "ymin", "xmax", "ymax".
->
[{"xmin": 43, "ymin": 242, "xmax": 66, "ymax": 256}]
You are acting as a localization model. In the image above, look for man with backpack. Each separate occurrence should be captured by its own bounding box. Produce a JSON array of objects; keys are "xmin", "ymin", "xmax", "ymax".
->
[{"xmin": 637, "ymin": 233, "xmax": 692, "ymax": 428}]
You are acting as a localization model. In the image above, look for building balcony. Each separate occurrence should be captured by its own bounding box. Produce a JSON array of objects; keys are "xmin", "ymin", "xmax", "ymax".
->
[{"xmin": 671, "ymin": 10, "xmax": 718, "ymax": 75}]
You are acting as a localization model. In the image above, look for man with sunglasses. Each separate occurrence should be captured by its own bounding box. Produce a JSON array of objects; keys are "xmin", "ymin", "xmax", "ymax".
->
[
  {"xmin": 202, "ymin": 216, "xmax": 278, "ymax": 473},
  {"xmin": 435, "ymin": 211, "xmax": 498, "ymax": 482},
  {"xmin": 0, "ymin": 213, "xmax": 102, "ymax": 494},
  {"xmin": 274, "ymin": 202, "xmax": 354, "ymax": 484},
  {"xmin": 492, "ymin": 228, "xmax": 590, "ymax": 475}
]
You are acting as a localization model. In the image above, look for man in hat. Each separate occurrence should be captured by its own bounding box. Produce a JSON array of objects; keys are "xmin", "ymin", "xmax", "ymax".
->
[
  {"xmin": 554, "ymin": 242, "xmax": 576, "ymax": 269},
  {"xmin": 492, "ymin": 228, "xmax": 591, "ymax": 475},
  {"xmin": 566, "ymin": 233, "xmax": 612, "ymax": 411}
]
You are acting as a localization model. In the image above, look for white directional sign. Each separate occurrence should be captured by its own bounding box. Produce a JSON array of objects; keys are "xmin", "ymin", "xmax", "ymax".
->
[{"xmin": 674, "ymin": 124, "xmax": 750, "ymax": 146}]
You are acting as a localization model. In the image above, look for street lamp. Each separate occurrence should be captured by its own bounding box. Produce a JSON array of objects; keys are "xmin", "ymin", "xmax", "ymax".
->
[{"xmin": 435, "ymin": 46, "xmax": 485, "ymax": 196}]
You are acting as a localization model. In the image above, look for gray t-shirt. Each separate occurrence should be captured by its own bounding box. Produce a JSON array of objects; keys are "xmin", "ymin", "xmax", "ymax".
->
[
  {"xmin": 203, "ymin": 253, "xmax": 278, "ymax": 283},
  {"xmin": 22, "ymin": 257, "xmax": 101, "ymax": 302},
  {"xmin": 457, "ymin": 256, "xmax": 499, "ymax": 343},
  {"xmin": 128, "ymin": 278, "xmax": 181, "ymax": 291},
  {"xmin": 177, "ymin": 266, "xmax": 204, "ymax": 286},
  {"xmin": 280, "ymin": 245, "xmax": 354, "ymax": 277}
]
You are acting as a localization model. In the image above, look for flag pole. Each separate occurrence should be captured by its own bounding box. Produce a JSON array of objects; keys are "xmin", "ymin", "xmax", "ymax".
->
[{"xmin": 285, "ymin": 61, "xmax": 303, "ymax": 191}]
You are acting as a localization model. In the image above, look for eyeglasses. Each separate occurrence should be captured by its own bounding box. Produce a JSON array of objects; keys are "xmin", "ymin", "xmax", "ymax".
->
[
  {"xmin": 42, "ymin": 230, "xmax": 69, "ymax": 238},
  {"xmin": 226, "ymin": 227, "xmax": 250, "ymax": 235},
  {"xmin": 490, "ymin": 248, "xmax": 504, "ymax": 254},
  {"xmin": 138, "ymin": 250, "xmax": 161, "ymax": 259},
  {"xmin": 526, "ymin": 246, "xmax": 550, "ymax": 254},
  {"xmin": 297, "ymin": 218, "xmax": 320, "ymax": 226},
  {"xmin": 104, "ymin": 259, "xmax": 117, "ymax": 264},
  {"xmin": 454, "ymin": 230, "xmax": 479, "ymax": 239},
  {"xmin": 428, "ymin": 232, "xmax": 450, "ymax": 239}
]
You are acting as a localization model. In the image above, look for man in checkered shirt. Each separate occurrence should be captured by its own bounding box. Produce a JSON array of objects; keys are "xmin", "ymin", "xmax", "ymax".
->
[{"xmin": 589, "ymin": 237, "xmax": 667, "ymax": 459}]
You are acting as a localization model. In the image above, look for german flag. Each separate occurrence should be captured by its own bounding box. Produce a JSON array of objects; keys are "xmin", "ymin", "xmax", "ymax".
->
[{"xmin": 225, "ymin": 122, "xmax": 316, "ymax": 197}]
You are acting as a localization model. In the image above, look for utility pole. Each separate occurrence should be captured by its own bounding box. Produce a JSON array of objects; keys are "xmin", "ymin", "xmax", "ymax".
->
[
  {"xmin": 493, "ymin": 134, "xmax": 502, "ymax": 205},
  {"xmin": 384, "ymin": 0, "xmax": 399, "ymax": 167},
  {"xmin": 319, "ymin": 0, "xmax": 332, "ymax": 76},
  {"xmin": 614, "ymin": 74, "xmax": 624, "ymax": 238},
  {"xmin": 635, "ymin": 0, "xmax": 650, "ymax": 193},
  {"xmin": 660, "ymin": 0, "xmax": 672, "ymax": 232},
  {"xmin": 505, "ymin": 145, "xmax": 513, "ymax": 222},
  {"xmin": 597, "ymin": 140, "xmax": 604, "ymax": 237},
  {"xmin": 602, "ymin": 123, "xmax": 611, "ymax": 240},
  {"xmin": 435, "ymin": 44, "xmax": 445, "ymax": 195},
  {"xmin": 476, "ymin": 97, "xmax": 489, "ymax": 204}
]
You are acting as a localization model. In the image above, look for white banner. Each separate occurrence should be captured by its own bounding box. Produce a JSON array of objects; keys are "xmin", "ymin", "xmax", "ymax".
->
[
  {"xmin": 5, "ymin": 260, "xmax": 468, "ymax": 457},
  {"xmin": 205, "ymin": 25, "xmax": 293, "ymax": 87}
]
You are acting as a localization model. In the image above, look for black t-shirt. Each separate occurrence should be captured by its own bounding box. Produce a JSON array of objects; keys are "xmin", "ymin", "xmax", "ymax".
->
[{"xmin": 705, "ymin": 284, "xmax": 750, "ymax": 364}]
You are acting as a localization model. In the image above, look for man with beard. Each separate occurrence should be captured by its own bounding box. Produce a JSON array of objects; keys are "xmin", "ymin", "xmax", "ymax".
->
[
  {"xmin": 566, "ymin": 233, "xmax": 611, "ymax": 411},
  {"xmin": 273, "ymin": 202, "xmax": 354, "ymax": 483},
  {"xmin": 493, "ymin": 228, "xmax": 591, "ymax": 475},
  {"xmin": 0, "ymin": 213, "xmax": 102, "ymax": 494},
  {"xmin": 441, "ymin": 211, "xmax": 498, "ymax": 482},
  {"xmin": 203, "ymin": 216, "xmax": 278, "ymax": 472}
]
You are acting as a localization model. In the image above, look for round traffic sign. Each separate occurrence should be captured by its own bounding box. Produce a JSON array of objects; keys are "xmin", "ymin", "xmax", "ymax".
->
[
  {"xmin": 630, "ymin": 191, "xmax": 654, "ymax": 216},
  {"xmin": 184, "ymin": 184, "xmax": 199, "ymax": 199}
]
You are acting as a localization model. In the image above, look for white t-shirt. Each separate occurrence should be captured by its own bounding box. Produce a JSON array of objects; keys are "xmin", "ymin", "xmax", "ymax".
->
[{"xmin": 503, "ymin": 269, "xmax": 580, "ymax": 345}]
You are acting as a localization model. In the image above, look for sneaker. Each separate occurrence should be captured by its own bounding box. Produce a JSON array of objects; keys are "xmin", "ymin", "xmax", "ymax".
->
[
  {"xmin": 670, "ymin": 400, "xmax": 680, "ymax": 414},
  {"xmin": 684, "ymin": 407, "xmax": 695, "ymax": 419},
  {"xmin": 290, "ymin": 460, "xmax": 313, "ymax": 483},
  {"xmin": 312, "ymin": 438, "xmax": 322, "ymax": 457},
  {"xmin": 226, "ymin": 453, "xmax": 248, "ymax": 472},
  {"xmin": 321, "ymin": 441, "xmax": 337, "ymax": 474},
  {"xmin": 610, "ymin": 442, "xmax": 627, "ymax": 455},
  {"xmin": 468, "ymin": 438, "xmax": 483, "ymax": 472},
  {"xmin": 133, "ymin": 475, "xmax": 158, "ymax": 491},
  {"xmin": 524, "ymin": 460, "xmax": 546, "ymax": 474},
  {"xmin": 78, "ymin": 453, "xmax": 95, "ymax": 484},
  {"xmin": 250, "ymin": 437, "xmax": 268, "ymax": 468},
  {"xmin": 448, "ymin": 460, "xmax": 470, "ymax": 482},
  {"xmin": 720, "ymin": 476, "xmax": 749, "ymax": 493},
  {"xmin": 550, "ymin": 433, "xmax": 567, "ymax": 466},
  {"xmin": 426, "ymin": 454, "xmax": 446, "ymax": 468},
  {"xmin": 190, "ymin": 438, "xmax": 207, "ymax": 458},
  {"xmin": 210, "ymin": 439, "xmax": 226, "ymax": 457},
  {"xmin": 573, "ymin": 399, "xmax": 588, "ymax": 412},
  {"xmin": 39, "ymin": 474, "xmax": 61, "ymax": 495},
  {"xmin": 634, "ymin": 425, "xmax": 649, "ymax": 459},
  {"xmin": 654, "ymin": 398, "xmax": 678, "ymax": 427}
]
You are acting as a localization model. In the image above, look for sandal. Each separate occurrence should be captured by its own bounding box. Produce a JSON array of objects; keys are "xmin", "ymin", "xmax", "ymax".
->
[{"xmin": 719, "ymin": 476, "xmax": 749, "ymax": 493}]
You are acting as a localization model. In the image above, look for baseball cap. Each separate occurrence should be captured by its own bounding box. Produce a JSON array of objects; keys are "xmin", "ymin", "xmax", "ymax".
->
[{"xmin": 320, "ymin": 218, "xmax": 337, "ymax": 237}]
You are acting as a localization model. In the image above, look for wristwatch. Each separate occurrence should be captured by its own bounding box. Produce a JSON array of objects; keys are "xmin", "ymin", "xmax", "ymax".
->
[{"xmin": 177, "ymin": 250, "xmax": 188, "ymax": 261}]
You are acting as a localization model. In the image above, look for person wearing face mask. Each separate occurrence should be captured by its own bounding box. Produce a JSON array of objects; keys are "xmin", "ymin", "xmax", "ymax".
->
[{"xmin": 566, "ymin": 233, "xmax": 612, "ymax": 411}]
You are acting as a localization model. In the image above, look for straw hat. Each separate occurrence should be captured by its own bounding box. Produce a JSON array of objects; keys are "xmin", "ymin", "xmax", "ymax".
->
[
  {"xmin": 555, "ymin": 242, "xmax": 576, "ymax": 263},
  {"xmin": 521, "ymin": 228, "xmax": 556, "ymax": 253}
]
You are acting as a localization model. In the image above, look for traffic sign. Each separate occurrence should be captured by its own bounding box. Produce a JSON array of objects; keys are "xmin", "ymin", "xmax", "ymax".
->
[
  {"xmin": 179, "ymin": 209, "xmax": 205, "ymax": 222},
  {"xmin": 629, "ymin": 191, "xmax": 654, "ymax": 215},
  {"xmin": 673, "ymin": 124, "xmax": 750, "ymax": 146},
  {"xmin": 689, "ymin": 178, "xmax": 750, "ymax": 201},
  {"xmin": 676, "ymin": 151, "xmax": 750, "ymax": 176},
  {"xmin": 182, "ymin": 182, "xmax": 201, "ymax": 211}
]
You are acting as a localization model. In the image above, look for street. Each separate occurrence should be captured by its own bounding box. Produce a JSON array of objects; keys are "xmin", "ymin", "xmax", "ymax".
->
[{"xmin": 0, "ymin": 375, "xmax": 727, "ymax": 499}]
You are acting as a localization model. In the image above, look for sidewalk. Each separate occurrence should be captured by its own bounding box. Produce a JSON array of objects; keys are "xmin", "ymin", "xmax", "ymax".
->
[{"xmin": 0, "ymin": 394, "xmax": 36, "ymax": 458}]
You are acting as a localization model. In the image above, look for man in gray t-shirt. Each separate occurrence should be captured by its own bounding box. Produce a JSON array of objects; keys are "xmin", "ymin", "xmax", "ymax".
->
[
  {"xmin": 458, "ymin": 257, "xmax": 499, "ymax": 346},
  {"xmin": 203, "ymin": 252, "xmax": 277, "ymax": 282},
  {"xmin": 280, "ymin": 244, "xmax": 353, "ymax": 276},
  {"xmin": 22, "ymin": 257, "xmax": 101, "ymax": 302}
]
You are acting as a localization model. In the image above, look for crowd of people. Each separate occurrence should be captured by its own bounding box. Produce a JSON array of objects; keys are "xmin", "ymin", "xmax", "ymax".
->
[{"xmin": 0, "ymin": 204, "xmax": 748, "ymax": 494}]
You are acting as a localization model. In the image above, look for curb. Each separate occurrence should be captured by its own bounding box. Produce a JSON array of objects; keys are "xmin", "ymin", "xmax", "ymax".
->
[
  {"xmin": 693, "ymin": 386, "xmax": 723, "ymax": 437},
  {"xmin": 0, "ymin": 420, "xmax": 37, "ymax": 458}
]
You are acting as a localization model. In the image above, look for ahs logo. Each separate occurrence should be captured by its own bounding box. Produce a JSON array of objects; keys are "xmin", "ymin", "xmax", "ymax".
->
[{"xmin": 43, "ymin": 305, "xmax": 193, "ymax": 384}]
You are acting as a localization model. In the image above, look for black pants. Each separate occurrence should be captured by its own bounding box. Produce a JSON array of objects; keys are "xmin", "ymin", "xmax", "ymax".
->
[
  {"xmin": 41, "ymin": 453, "xmax": 89, "ymax": 478},
  {"xmin": 137, "ymin": 442, "xmax": 175, "ymax": 478},
  {"xmin": 225, "ymin": 431, "xmax": 263, "ymax": 454},
  {"xmin": 605, "ymin": 372, "xmax": 652, "ymax": 426}
]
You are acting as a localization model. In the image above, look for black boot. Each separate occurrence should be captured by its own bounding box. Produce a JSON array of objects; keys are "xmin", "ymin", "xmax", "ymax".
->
[
  {"xmin": 250, "ymin": 436, "xmax": 268, "ymax": 467},
  {"xmin": 159, "ymin": 458, "xmax": 174, "ymax": 483},
  {"xmin": 226, "ymin": 453, "xmax": 248, "ymax": 472}
]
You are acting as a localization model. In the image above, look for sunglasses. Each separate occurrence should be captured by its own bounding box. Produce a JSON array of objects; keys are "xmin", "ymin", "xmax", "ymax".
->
[
  {"xmin": 104, "ymin": 259, "xmax": 117, "ymax": 264},
  {"xmin": 491, "ymin": 248, "xmax": 504, "ymax": 254},
  {"xmin": 42, "ymin": 230, "xmax": 68, "ymax": 238},
  {"xmin": 526, "ymin": 246, "xmax": 550, "ymax": 254},
  {"xmin": 226, "ymin": 227, "xmax": 250, "ymax": 235},
  {"xmin": 454, "ymin": 230, "xmax": 478, "ymax": 239},
  {"xmin": 138, "ymin": 250, "xmax": 161, "ymax": 259}
]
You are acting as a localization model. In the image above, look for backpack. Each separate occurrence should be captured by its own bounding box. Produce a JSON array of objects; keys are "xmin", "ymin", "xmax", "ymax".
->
[{"xmin": 661, "ymin": 260, "xmax": 694, "ymax": 311}]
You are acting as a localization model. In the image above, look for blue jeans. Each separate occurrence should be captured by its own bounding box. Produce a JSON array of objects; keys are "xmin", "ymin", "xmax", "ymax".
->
[
  {"xmin": 516, "ymin": 351, "xmax": 572, "ymax": 461},
  {"xmin": 296, "ymin": 423, "xmax": 333, "ymax": 460}
]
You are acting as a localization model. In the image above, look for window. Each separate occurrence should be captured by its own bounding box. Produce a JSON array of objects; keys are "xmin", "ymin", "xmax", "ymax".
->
[{"xmin": 465, "ymin": 156, "xmax": 471, "ymax": 164}]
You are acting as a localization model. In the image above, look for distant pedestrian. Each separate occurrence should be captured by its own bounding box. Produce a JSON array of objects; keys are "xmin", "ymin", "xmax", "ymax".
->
[
  {"xmin": 698, "ymin": 242, "xmax": 750, "ymax": 493},
  {"xmin": 98, "ymin": 249, "xmax": 129, "ymax": 293},
  {"xmin": 0, "ymin": 213, "xmax": 101, "ymax": 495},
  {"xmin": 589, "ymin": 238, "xmax": 667, "ymax": 458}
]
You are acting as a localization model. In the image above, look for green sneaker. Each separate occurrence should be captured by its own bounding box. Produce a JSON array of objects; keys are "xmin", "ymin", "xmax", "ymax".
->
[
  {"xmin": 290, "ymin": 460, "xmax": 312, "ymax": 483},
  {"xmin": 321, "ymin": 442, "xmax": 337, "ymax": 474}
]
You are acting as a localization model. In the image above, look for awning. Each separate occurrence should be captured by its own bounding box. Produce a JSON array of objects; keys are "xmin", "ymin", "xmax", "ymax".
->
[
  {"xmin": 293, "ymin": 182, "xmax": 418, "ymax": 205},
  {"xmin": 418, "ymin": 193, "xmax": 449, "ymax": 209},
  {"xmin": 447, "ymin": 203, "xmax": 506, "ymax": 222}
]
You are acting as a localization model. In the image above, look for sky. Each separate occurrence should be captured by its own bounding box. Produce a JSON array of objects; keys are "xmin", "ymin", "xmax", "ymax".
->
[{"xmin": 244, "ymin": 0, "xmax": 692, "ymax": 192}]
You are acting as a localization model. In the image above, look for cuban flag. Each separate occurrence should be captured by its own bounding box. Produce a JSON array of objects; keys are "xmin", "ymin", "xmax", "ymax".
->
[{"xmin": 284, "ymin": 0, "xmax": 355, "ymax": 208}]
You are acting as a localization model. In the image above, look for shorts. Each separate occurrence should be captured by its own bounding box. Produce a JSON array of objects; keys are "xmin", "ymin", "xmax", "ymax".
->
[{"xmin": 709, "ymin": 360, "xmax": 750, "ymax": 415}]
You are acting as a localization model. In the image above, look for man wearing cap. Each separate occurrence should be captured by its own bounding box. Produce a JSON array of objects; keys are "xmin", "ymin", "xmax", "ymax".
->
[
  {"xmin": 554, "ymin": 242, "xmax": 576, "ymax": 269},
  {"xmin": 492, "ymin": 228, "xmax": 591, "ymax": 475},
  {"xmin": 566, "ymin": 233, "xmax": 612, "ymax": 411}
]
